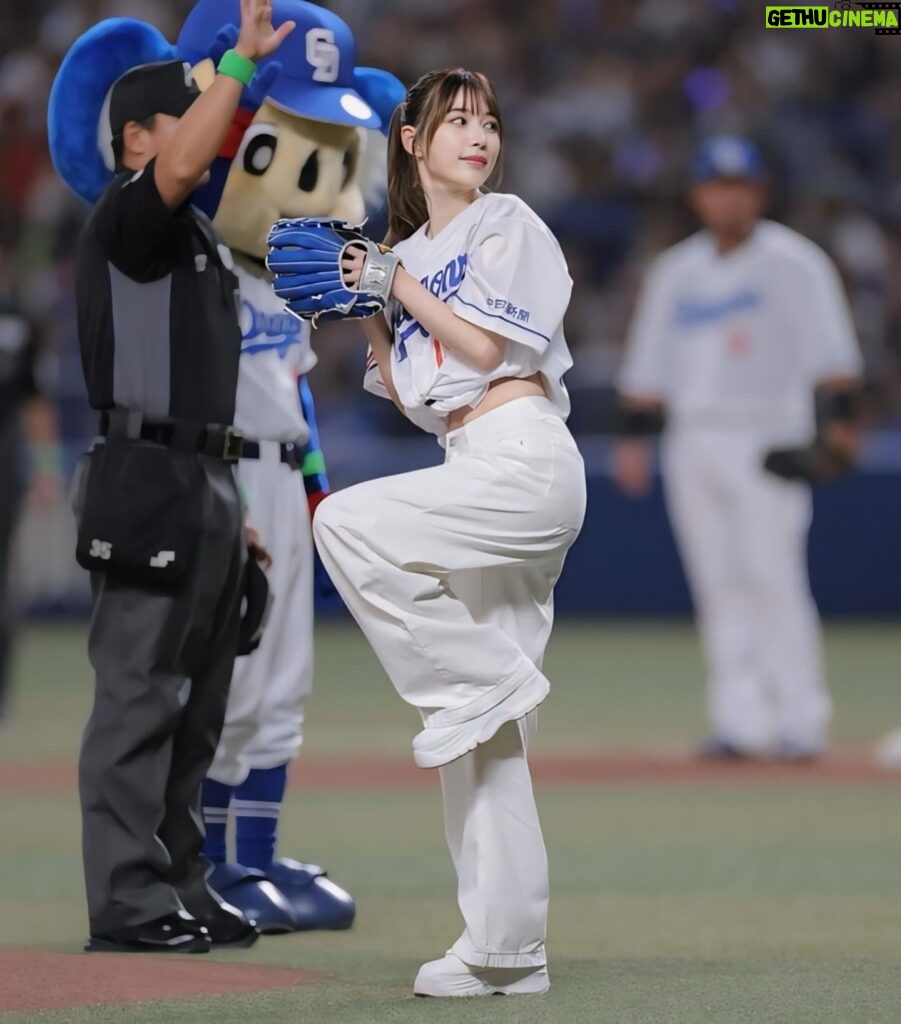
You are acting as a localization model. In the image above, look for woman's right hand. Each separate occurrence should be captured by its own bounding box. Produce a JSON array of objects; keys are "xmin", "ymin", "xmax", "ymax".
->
[{"xmin": 235, "ymin": 0, "xmax": 295, "ymax": 61}]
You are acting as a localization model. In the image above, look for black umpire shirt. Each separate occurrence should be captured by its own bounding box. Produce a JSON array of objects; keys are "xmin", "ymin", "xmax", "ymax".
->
[{"xmin": 76, "ymin": 158, "xmax": 241, "ymax": 425}]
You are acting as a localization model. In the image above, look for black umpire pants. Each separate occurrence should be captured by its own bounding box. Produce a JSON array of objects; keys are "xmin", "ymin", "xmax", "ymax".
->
[{"xmin": 78, "ymin": 457, "xmax": 244, "ymax": 935}]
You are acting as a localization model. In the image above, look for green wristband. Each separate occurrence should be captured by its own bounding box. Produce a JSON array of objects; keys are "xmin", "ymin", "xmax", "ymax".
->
[{"xmin": 217, "ymin": 48, "xmax": 256, "ymax": 86}]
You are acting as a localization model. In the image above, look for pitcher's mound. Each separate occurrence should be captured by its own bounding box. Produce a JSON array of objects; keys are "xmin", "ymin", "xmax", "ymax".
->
[{"xmin": 0, "ymin": 948, "xmax": 316, "ymax": 1013}]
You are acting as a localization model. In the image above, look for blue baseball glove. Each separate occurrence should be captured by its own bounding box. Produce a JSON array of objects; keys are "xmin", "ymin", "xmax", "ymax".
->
[{"xmin": 267, "ymin": 218, "xmax": 401, "ymax": 327}]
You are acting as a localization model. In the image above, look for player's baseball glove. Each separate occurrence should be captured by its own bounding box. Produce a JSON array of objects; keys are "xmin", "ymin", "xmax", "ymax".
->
[
  {"xmin": 762, "ymin": 440, "xmax": 853, "ymax": 483},
  {"xmin": 266, "ymin": 217, "xmax": 401, "ymax": 326}
]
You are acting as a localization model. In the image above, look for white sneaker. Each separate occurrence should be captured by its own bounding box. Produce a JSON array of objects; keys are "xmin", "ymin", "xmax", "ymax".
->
[{"xmin": 413, "ymin": 952, "xmax": 549, "ymax": 997}]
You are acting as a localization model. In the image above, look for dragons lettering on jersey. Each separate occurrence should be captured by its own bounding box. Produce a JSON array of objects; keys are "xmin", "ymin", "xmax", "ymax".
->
[
  {"xmin": 675, "ymin": 290, "xmax": 761, "ymax": 328},
  {"xmin": 394, "ymin": 254, "xmax": 468, "ymax": 360},
  {"xmin": 239, "ymin": 297, "xmax": 303, "ymax": 357}
]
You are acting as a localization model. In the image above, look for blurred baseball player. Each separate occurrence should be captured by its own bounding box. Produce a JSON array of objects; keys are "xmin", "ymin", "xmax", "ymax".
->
[{"xmin": 613, "ymin": 136, "xmax": 862, "ymax": 760}]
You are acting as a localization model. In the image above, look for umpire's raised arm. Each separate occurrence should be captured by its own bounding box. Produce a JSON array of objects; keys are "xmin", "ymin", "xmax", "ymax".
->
[{"xmin": 152, "ymin": 0, "xmax": 294, "ymax": 209}]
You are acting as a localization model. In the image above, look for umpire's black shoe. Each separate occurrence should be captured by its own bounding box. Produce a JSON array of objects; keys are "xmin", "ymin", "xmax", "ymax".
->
[
  {"xmin": 194, "ymin": 900, "xmax": 261, "ymax": 949},
  {"xmin": 85, "ymin": 910, "xmax": 211, "ymax": 953}
]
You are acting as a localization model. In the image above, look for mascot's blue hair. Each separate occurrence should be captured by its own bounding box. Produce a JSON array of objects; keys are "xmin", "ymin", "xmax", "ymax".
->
[{"xmin": 48, "ymin": 19, "xmax": 176, "ymax": 203}]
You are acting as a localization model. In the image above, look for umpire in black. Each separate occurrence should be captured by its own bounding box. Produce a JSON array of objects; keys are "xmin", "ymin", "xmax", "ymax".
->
[{"xmin": 71, "ymin": 2, "xmax": 294, "ymax": 953}]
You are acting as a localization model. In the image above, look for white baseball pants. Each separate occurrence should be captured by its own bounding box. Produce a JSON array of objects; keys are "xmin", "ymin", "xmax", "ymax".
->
[
  {"xmin": 208, "ymin": 445, "xmax": 314, "ymax": 787},
  {"xmin": 313, "ymin": 396, "xmax": 586, "ymax": 966},
  {"xmin": 662, "ymin": 426, "xmax": 830, "ymax": 752}
]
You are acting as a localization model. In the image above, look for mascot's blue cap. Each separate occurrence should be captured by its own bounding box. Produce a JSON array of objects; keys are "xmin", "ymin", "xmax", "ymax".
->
[
  {"xmin": 178, "ymin": 0, "xmax": 405, "ymax": 132},
  {"xmin": 48, "ymin": 19, "xmax": 179, "ymax": 203}
]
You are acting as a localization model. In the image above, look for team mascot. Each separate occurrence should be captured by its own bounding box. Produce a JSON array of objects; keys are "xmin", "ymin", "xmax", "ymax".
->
[
  {"xmin": 48, "ymin": 6, "xmax": 403, "ymax": 934},
  {"xmin": 176, "ymin": 0, "xmax": 404, "ymax": 932}
]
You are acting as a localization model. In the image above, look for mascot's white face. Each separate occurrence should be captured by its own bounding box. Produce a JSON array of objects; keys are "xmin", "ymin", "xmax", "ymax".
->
[{"xmin": 194, "ymin": 61, "xmax": 366, "ymax": 258}]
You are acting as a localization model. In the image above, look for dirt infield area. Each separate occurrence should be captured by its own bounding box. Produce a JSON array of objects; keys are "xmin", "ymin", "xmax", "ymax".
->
[
  {"xmin": 0, "ymin": 949, "xmax": 315, "ymax": 1014},
  {"xmin": 1, "ymin": 749, "xmax": 897, "ymax": 796}
]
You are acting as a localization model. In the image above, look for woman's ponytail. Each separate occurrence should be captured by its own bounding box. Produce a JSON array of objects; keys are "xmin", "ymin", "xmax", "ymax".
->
[{"xmin": 384, "ymin": 103, "xmax": 429, "ymax": 246}]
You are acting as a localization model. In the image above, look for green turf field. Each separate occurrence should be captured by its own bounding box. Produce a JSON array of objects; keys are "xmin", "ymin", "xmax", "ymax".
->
[{"xmin": 1, "ymin": 621, "xmax": 899, "ymax": 1023}]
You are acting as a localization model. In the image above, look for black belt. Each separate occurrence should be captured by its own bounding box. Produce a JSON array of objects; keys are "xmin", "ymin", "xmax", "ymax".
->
[
  {"xmin": 240, "ymin": 440, "xmax": 303, "ymax": 470},
  {"xmin": 98, "ymin": 410, "xmax": 244, "ymax": 461}
]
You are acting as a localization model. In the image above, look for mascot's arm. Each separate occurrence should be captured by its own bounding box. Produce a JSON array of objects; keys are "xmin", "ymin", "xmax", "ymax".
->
[
  {"xmin": 190, "ymin": 108, "xmax": 253, "ymax": 220},
  {"xmin": 297, "ymin": 375, "xmax": 329, "ymax": 516},
  {"xmin": 298, "ymin": 374, "xmax": 340, "ymax": 603}
]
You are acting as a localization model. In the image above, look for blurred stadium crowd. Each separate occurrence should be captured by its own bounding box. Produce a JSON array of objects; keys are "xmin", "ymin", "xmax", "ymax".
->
[{"xmin": 1, "ymin": 0, "xmax": 900, "ymax": 445}]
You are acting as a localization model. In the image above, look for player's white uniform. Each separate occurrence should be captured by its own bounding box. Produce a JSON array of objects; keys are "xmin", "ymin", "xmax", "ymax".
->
[
  {"xmin": 619, "ymin": 221, "xmax": 862, "ymax": 753},
  {"xmin": 207, "ymin": 253, "xmax": 315, "ymax": 787},
  {"xmin": 313, "ymin": 192, "xmax": 586, "ymax": 969}
]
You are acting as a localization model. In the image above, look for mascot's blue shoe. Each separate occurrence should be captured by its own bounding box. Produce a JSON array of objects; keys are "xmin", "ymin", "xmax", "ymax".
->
[
  {"xmin": 208, "ymin": 863, "xmax": 296, "ymax": 935},
  {"xmin": 265, "ymin": 858, "xmax": 356, "ymax": 931}
]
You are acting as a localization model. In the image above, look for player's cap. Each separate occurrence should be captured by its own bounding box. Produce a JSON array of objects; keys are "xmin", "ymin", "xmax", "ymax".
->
[
  {"xmin": 178, "ymin": 0, "xmax": 382, "ymax": 130},
  {"xmin": 107, "ymin": 61, "xmax": 200, "ymax": 139},
  {"xmin": 48, "ymin": 18, "xmax": 180, "ymax": 203},
  {"xmin": 692, "ymin": 136, "xmax": 765, "ymax": 182}
]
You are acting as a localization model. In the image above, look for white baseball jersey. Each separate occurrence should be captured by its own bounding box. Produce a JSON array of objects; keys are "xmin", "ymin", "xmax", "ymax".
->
[
  {"xmin": 233, "ymin": 254, "xmax": 315, "ymax": 444},
  {"xmin": 618, "ymin": 220, "xmax": 862, "ymax": 444},
  {"xmin": 364, "ymin": 192, "xmax": 574, "ymax": 436}
]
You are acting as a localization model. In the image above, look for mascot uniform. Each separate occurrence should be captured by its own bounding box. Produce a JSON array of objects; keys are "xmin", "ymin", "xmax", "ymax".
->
[{"xmin": 177, "ymin": 0, "xmax": 404, "ymax": 932}]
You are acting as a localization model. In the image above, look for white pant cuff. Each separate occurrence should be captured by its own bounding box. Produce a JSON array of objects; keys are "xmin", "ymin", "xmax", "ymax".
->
[
  {"xmin": 412, "ymin": 674, "xmax": 549, "ymax": 769},
  {"xmin": 242, "ymin": 749, "xmax": 302, "ymax": 773},
  {"xmin": 451, "ymin": 937, "xmax": 547, "ymax": 969},
  {"xmin": 425, "ymin": 661, "xmax": 536, "ymax": 729},
  {"xmin": 205, "ymin": 764, "xmax": 244, "ymax": 788}
]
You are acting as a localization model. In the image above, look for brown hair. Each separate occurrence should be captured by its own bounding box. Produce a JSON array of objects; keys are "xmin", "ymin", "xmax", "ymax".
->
[{"xmin": 385, "ymin": 68, "xmax": 503, "ymax": 245}]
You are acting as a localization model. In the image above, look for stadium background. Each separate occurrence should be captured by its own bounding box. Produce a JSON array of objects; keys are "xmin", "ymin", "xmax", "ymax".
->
[
  {"xmin": 0, "ymin": 3, "xmax": 899, "ymax": 1022},
  {"xmin": 2, "ymin": 0, "xmax": 901, "ymax": 614}
]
